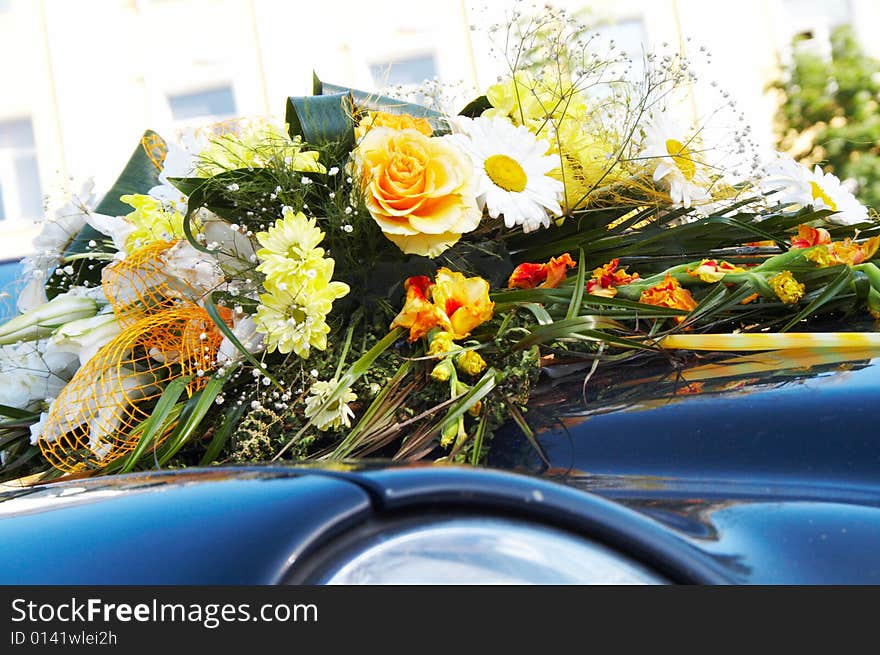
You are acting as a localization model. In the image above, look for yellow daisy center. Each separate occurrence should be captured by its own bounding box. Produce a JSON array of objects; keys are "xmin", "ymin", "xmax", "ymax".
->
[
  {"xmin": 484, "ymin": 154, "xmax": 528, "ymax": 192},
  {"xmin": 810, "ymin": 181, "xmax": 838, "ymax": 211},
  {"xmin": 665, "ymin": 139, "xmax": 696, "ymax": 181}
]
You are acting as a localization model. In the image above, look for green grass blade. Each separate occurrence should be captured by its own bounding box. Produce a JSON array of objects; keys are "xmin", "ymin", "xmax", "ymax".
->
[
  {"xmin": 566, "ymin": 248, "xmax": 587, "ymax": 320},
  {"xmin": 119, "ymin": 376, "xmax": 192, "ymax": 473},
  {"xmin": 199, "ymin": 401, "xmax": 247, "ymax": 465},
  {"xmin": 780, "ymin": 265, "xmax": 853, "ymax": 332},
  {"xmin": 205, "ymin": 292, "xmax": 282, "ymax": 390},
  {"xmin": 158, "ymin": 374, "xmax": 229, "ymax": 465}
]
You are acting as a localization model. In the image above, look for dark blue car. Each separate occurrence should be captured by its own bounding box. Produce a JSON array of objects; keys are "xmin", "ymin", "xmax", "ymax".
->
[{"xmin": 1, "ymin": 333, "xmax": 878, "ymax": 585}]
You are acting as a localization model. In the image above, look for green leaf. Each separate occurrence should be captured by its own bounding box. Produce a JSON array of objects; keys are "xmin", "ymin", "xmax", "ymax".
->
[
  {"xmin": 48, "ymin": 131, "xmax": 166, "ymax": 298},
  {"xmin": 516, "ymin": 316, "xmax": 656, "ymax": 351},
  {"xmin": 469, "ymin": 404, "xmax": 490, "ymax": 466},
  {"xmin": 566, "ymin": 248, "xmax": 587, "ymax": 320},
  {"xmin": 274, "ymin": 327, "xmax": 405, "ymax": 460},
  {"xmin": 95, "ymin": 131, "xmax": 165, "ymax": 217},
  {"xmin": 517, "ymin": 302, "xmax": 554, "ymax": 325},
  {"xmin": 200, "ymin": 400, "xmax": 247, "ymax": 465},
  {"xmin": 0, "ymin": 404, "xmax": 38, "ymax": 420},
  {"xmin": 158, "ymin": 374, "xmax": 228, "ymax": 465},
  {"xmin": 412, "ymin": 368, "xmax": 499, "ymax": 454},
  {"xmin": 119, "ymin": 376, "xmax": 191, "ymax": 473},
  {"xmin": 459, "ymin": 95, "xmax": 491, "ymax": 117},
  {"xmin": 503, "ymin": 400, "xmax": 549, "ymax": 466},
  {"xmin": 205, "ymin": 292, "xmax": 281, "ymax": 388},
  {"xmin": 781, "ymin": 265, "xmax": 853, "ymax": 332},
  {"xmin": 286, "ymin": 92, "xmax": 356, "ymax": 149},
  {"xmin": 313, "ymin": 73, "xmax": 449, "ymax": 134},
  {"xmin": 329, "ymin": 359, "xmax": 413, "ymax": 459}
]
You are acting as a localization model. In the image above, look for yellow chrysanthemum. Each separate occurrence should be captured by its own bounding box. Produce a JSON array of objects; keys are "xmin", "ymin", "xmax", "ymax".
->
[
  {"xmin": 119, "ymin": 194, "xmax": 191, "ymax": 251},
  {"xmin": 255, "ymin": 209, "xmax": 328, "ymax": 282},
  {"xmin": 254, "ymin": 281, "xmax": 349, "ymax": 358},
  {"xmin": 253, "ymin": 210, "xmax": 349, "ymax": 358},
  {"xmin": 196, "ymin": 118, "xmax": 325, "ymax": 178}
]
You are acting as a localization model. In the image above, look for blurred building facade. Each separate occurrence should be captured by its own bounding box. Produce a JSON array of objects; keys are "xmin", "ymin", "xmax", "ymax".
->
[{"xmin": 0, "ymin": 0, "xmax": 878, "ymax": 265}]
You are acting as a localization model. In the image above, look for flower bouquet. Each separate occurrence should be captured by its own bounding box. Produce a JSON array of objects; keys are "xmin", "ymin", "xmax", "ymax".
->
[{"xmin": 1, "ymin": 11, "xmax": 878, "ymax": 482}]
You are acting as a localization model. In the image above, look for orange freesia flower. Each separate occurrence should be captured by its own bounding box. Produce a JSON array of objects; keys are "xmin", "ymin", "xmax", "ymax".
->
[
  {"xmin": 431, "ymin": 268, "xmax": 495, "ymax": 338},
  {"xmin": 507, "ymin": 253, "xmax": 576, "ymax": 289},
  {"xmin": 390, "ymin": 276, "xmax": 448, "ymax": 342},
  {"xmin": 586, "ymin": 258, "xmax": 640, "ymax": 298},
  {"xmin": 790, "ymin": 224, "xmax": 831, "ymax": 249},
  {"xmin": 392, "ymin": 268, "xmax": 494, "ymax": 342},
  {"xmin": 805, "ymin": 236, "xmax": 880, "ymax": 267},
  {"xmin": 639, "ymin": 274, "xmax": 698, "ymax": 321},
  {"xmin": 686, "ymin": 259, "xmax": 746, "ymax": 283}
]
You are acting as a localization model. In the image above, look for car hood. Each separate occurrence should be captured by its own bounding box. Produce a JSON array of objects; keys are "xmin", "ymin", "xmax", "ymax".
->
[{"xmin": 1, "ymin": 344, "xmax": 879, "ymax": 584}]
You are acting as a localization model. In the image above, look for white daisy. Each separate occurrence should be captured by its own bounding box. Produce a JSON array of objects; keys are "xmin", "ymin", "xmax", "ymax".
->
[
  {"xmin": 639, "ymin": 115, "xmax": 711, "ymax": 209},
  {"xmin": 760, "ymin": 154, "xmax": 813, "ymax": 206},
  {"xmin": 449, "ymin": 116, "xmax": 563, "ymax": 233},
  {"xmin": 761, "ymin": 154, "xmax": 868, "ymax": 225}
]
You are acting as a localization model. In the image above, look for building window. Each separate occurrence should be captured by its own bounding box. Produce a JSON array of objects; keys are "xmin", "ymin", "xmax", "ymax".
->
[
  {"xmin": 369, "ymin": 53, "xmax": 437, "ymax": 87},
  {"xmin": 168, "ymin": 85, "xmax": 237, "ymax": 121},
  {"xmin": 781, "ymin": 0, "xmax": 852, "ymax": 29},
  {"xmin": 0, "ymin": 118, "xmax": 43, "ymax": 222},
  {"xmin": 592, "ymin": 19, "xmax": 648, "ymax": 82}
]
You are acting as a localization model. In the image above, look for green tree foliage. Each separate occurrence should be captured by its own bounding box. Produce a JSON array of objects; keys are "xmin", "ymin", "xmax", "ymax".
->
[{"xmin": 771, "ymin": 25, "xmax": 880, "ymax": 212}]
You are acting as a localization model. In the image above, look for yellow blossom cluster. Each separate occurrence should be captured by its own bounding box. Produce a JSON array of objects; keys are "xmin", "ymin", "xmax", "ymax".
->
[
  {"xmin": 120, "ymin": 194, "xmax": 191, "ymax": 252},
  {"xmin": 196, "ymin": 118, "xmax": 325, "ymax": 178},
  {"xmin": 482, "ymin": 71, "xmax": 627, "ymax": 209},
  {"xmin": 253, "ymin": 209, "xmax": 349, "ymax": 358},
  {"xmin": 769, "ymin": 271, "xmax": 805, "ymax": 305}
]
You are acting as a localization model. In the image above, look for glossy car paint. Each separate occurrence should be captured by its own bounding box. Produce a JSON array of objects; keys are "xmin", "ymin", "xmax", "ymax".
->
[
  {"xmin": 489, "ymin": 345, "xmax": 880, "ymax": 583},
  {"xmin": 1, "ymin": 345, "xmax": 878, "ymax": 584}
]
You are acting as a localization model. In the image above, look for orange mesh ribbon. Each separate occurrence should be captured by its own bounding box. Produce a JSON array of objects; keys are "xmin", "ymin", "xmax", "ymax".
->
[
  {"xmin": 140, "ymin": 132, "xmax": 168, "ymax": 172},
  {"xmin": 39, "ymin": 241, "xmax": 228, "ymax": 473}
]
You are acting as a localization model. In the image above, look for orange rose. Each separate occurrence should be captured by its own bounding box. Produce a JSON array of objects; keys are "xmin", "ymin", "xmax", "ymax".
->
[
  {"xmin": 639, "ymin": 274, "xmax": 698, "ymax": 321},
  {"xmin": 352, "ymin": 127, "xmax": 480, "ymax": 257},
  {"xmin": 354, "ymin": 111, "xmax": 433, "ymax": 141}
]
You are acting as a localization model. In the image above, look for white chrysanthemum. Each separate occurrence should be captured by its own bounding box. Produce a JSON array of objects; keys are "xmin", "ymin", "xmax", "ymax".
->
[
  {"xmin": 761, "ymin": 154, "xmax": 868, "ymax": 225},
  {"xmin": 18, "ymin": 180, "xmax": 103, "ymax": 312},
  {"xmin": 639, "ymin": 115, "xmax": 711, "ymax": 209},
  {"xmin": 304, "ymin": 379, "xmax": 357, "ymax": 431},
  {"xmin": 0, "ymin": 339, "xmax": 78, "ymax": 413},
  {"xmin": 449, "ymin": 116, "xmax": 563, "ymax": 233}
]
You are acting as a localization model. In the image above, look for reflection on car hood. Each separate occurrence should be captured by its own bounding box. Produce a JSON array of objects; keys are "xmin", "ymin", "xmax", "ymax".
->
[
  {"xmin": 486, "ymin": 339, "xmax": 880, "ymax": 582},
  {"xmin": 1, "ymin": 340, "xmax": 879, "ymax": 584}
]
